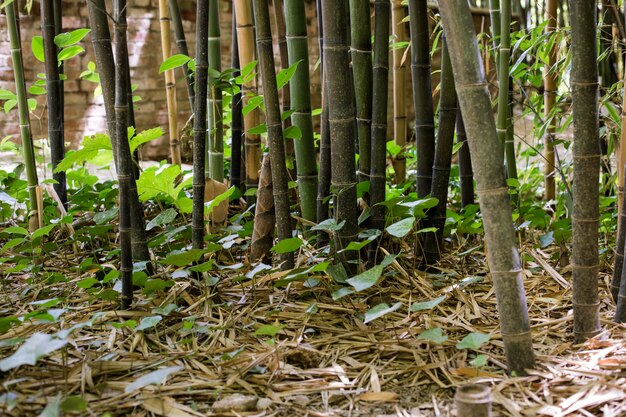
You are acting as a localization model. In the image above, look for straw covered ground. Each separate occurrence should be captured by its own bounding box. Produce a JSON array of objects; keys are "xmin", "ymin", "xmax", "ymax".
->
[{"xmin": 2, "ymin": 234, "xmax": 626, "ymax": 416}]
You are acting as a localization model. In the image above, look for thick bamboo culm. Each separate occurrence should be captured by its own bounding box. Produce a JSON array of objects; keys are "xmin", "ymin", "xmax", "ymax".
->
[
  {"xmin": 349, "ymin": 0, "xmax": 373, "ymax": 187},
  {"xmin": 369, "ymin": 0, "xmax": 391, "ymax": 264},
  {"xmin": 158, "ymin": 0, "xmax": 182, "ymax": 167},
  {"xmin": 251, "ymin": 154, "xmax": 276, "ymax": 261},
  {"xmin": 41, "ymin": 0, "xmax": 66, "ymax": 208},
  {"xmin": 438, "ymin": 0, "xmax": 535, "ymax": 374},
  {"xmin": 391, "ymin": 0, "xmax": 408, "ymax": 184},
  {"xmin": 252, "ymin": 0, "xmax": 294, "ymax": 269},
  {"xmin": 285, "ymin": 0, "xmax": 319, "ymax": 223},
  {"xmin": 114, "ymin": 0, "xmax": 134, "ymax": 309},
  {"xmin": 191, "ymin": 0, "xmax": 209, "ymax": 250},
  {"xmin": 169, "ymin": 0, "xmax": 195, "ymax": 110},
  {"xmin": 6, "ymin": 2, "xmax": 39, "ymax": 230},
  {"xmin": 408, "ymin": 0, "xmax": 435, "ymax": 198},
  {"xmin": 208, "ymin": 0, "xmax": 224, "ymax": 182},
  {"xmin": 455, "ymin": 384, "xmax": 492, "ymax": 417},
  {"xmin": 569, "ymin": 1, "xmax": 601, "ymax": 341},
  {"xmin": 321, "ymin": 0, "xmax": 359, "ymax": 270},
  {"xmin": 543, "ymin": 0, "xmax": 557, "ymax": 201},
  {"xmin": 234, "ymin": 0, "xmax": 262, "ymax": 203}
]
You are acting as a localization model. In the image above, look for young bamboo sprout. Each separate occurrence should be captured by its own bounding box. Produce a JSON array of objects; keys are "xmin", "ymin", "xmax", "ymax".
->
[{"xmin": 438, "ymin": 0, "xmax": 535, "ymax": 374}]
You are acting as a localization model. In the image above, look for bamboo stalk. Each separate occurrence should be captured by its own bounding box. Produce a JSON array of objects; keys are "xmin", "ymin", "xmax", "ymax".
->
[
  {"xmin": 438, "ymin": 0, "xmax": 535, "ymax": 374},
  {"xmin": 543, "ymin": 0, "xmax": 557, "ymax": 201},
  {"xmin": 207, "ymin": 0, "xmax": 223, "ymax": 182},
  {"xmin": 322, "ymin": 0, "xmax": 359, "ymax": 270},
  {"xmin": 423, "ymin": 37, "xmax": 457, "ymax": 266},
  {"xmin": 349, "ymin": 0, "xmax": 373, "ymax": 187},
  {"xmin": 159, "ymin": 0, "xmax": 182, "ymax": 166},
  {"xmin": 285, "ymin": 0, "xmax": 318, "ymax": 223},
  {"xmin": 369, "ymin": 0, "xmax": 391, "ymax": 264},
  {"xmin": 114, "ymin": 0, "xmax": 134, "ymax": 309},
  {"xmin": 252, "ymin": 0, "xmax": 294, "ymax": 269},
  {"xmin": 169, "ymin": 0, "xmax": 195, "ymax": 110},
  {"xmin": 230, "ymin": 10, "xmax": 243, "ymax": 194},
  {"xmin": 41, "ymin": 0, "xmax": 67, "ymax": 207},
  {"xmin": 251, "ymin": 153, "xmax": 275, "ymax": 261},
  {"xmin": 569, "ymin": 0, "xmax": 601, "ymax": 341},
  {"xmin": 456, "ymin": 110, "xmax": 475, "ymax": 208},
  {"xmin": 234, "ymin": 0, "xmax": 262, "ymax": 203},
  {"xmin": 495, "ymin": 0, "xmax": 514, "ymax": 176},
  {"xmin": 6, "ymin": 2, "xmax": 39, "ymax": 230},
  {"xmin": 192, "ymin": 0, "xmax": 209, "ymax": 250},
  {"xmin": 408, "ymin": 0, "xmax": 435, "ymax": 198},
  {"xmin": 391, "ymin": 0, "xmax": 408, "ymax": 184}
]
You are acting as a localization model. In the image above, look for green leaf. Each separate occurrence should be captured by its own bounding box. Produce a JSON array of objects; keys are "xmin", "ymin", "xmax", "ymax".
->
[
  {"xmin": 416, "ymin": 328, "xmax": 448, "ymax": 344},
  {"xmin": 31, "ymin": 36, "xmax": 45, "ymax": 62},
  {"xmin": 146, "ymin": 208, "xmax": 178, "ymax": 231},
  {"xmin": 93, "ymin": 207, "xmax": 119, "ymax": 225},
  {"xmin": 4, "ymin": 99, "xmax": 17, "ymax": 113},
  {"xmin": 54, "ymin": 28, "xmax": 91, "ymax": 48},
  {"xmin": 130, "ymin": 127, "xmax": 164, "ymax": 153},
  {"xmin": 159, "ymin": 54, "xmax": 191, "ymax": 73},
  {"xmin": 331, "ymin": 287, "xmax": 355, "ymax": 300},
  {"xmin": 276, "ymin": 60, "xmax": 300, "ymax": 89},
  {"xmin": 311, "ymin": 218, "xmax": 345, "ymax": 232},
  {"xmin": 386, "ymin": 217, "xmax": 415, "ymax": 238},
  {"xmin": 4, "ymin": 225, "xmax": 29, "ymax": 236},
  {"xmin": 58, "ymin": 45, "xmax": 84, "ymax": 62},
  {"xmin": 136, "ymin": 315, "xmax": 162, "ymax": 332},
  {"xmin": 456, "ymin": 332, "xmax": 490, "ymax": 350},
  {"xmin": 240, "ymin": 60, "xmax": 257, "ymax": 79},
  {"xmin": 31, "ymin": 224, "xmax": 55, "ymax": 240},
  {"xmin": 410, "ymin": 296, "xmax": 445, "ymax": 312},
  {"xmin": 38, "ymin": 395, "xmax": 61, "ymax": 417},
  {"xmin": 284, "ymin": 125, "xmax": 302, "ymax": 139},
  {"xmin": 0, "ymin": 333, "xmax": 68, "ymax": 371},
  {"xmin": 55, "ymin": 133, "xmax": 111, "ymax": 172},
  {"xmin": 205, "ymin": 186, "xmax": 236, "ymax": 216},
  {"xmin": 247, "ymin": 123, "xmax": 267, "ymax": 135},
  {"xmin": 253, "ymin": 323, "xmax": 284, "ymax": 337},
  {"xmin": 469, "ymin": 354, "xmax": 488, "ymax": 367},
  {"xmin": 77, "ymin": 277, "xmax": 99, "ymax": 289},
  {"xmin": 363, "ymin": 302, "xmax": 402, "ymax": 324},
  {"xmin": 305, "ymin": 303, "xmax": 318, "ymax": 314},
  {"xmin": 28, "ymin": 85, "xmax": 46, "ymax": 95},
  {"xmin": 27, "ymin": 98, "xmax": 37, "ymax": 112},
  {"xmin": 60, "ymin": 396, "xmax": 87, "ymax": 412},
  {"xmin": 161, "ymin": 249, "xmax": 205, "ymax": 267},
  {"xmin": 0, "ymin": 89, "xmax": 16, "ymax": 100},
  {"xmin": 124, "ymin": 366, "xmax": 183, "ymax": 393},
  {"xmin": 271, "ymin": 237, "xmax": 303, "ymax": 254},
  {"xmin": 346, "ymin": 265, "xmax": 384, "ymax": 292},
  {"xmin": 326, "ymin": 263, "xmax": 348, "ymax": 283}
]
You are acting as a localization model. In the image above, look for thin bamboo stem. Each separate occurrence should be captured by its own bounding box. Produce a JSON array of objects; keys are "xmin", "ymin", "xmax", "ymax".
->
[
  {"xmin": 169, "ymin": 0, "xmax": 195, "ymax": 110},
  {"xmin": 543, "ymin": 0, "xmax": 557, "ymax": 201},
  {"xmin": 208, "ymin": 0, "xmax": 223, "ymax": 182},
  {"xmin": 391, "ymin": 0, "xmax": 408, "ymax": 184},
  {"xmin": 230, "ymin": 11, "xmax": 243, "ymax": 194}
]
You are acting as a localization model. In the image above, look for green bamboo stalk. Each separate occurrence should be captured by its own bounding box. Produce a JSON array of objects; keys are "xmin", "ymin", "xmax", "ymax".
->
[
  {"xmin": 322, "ymin": 0, "xmax": 359, "ymax": 270},
  {"xmin": 6, "ymin": 2, "xmax": 39, "ymax": 230},
  {"xmin": 456, "ymin": 110, "xmax": 475, "ymax": 208},
  {"xmin": 349, "ymin": 0, "xmax": 373, "ymax": 187},
  {"xmin": 252, "ymin": 0, "xmax": 294, "ymax": 270},
  {"xmin": 169, "ymin": 0, "xmax": 195, "ymax": 110},
  {"xmin": 391, "ymin": 0, "xmax": 408, "ymax": 184},
  {"xmin": 284, "ymin": 0, "xmax": 318, "ymax": 223},
  {"xmin": 114, "ymin": 0, "xmax": 133, "ymax": 309},
  {"xmin": 408, "ymin": 0, "xmax": 435, "ymax": 198},
  {"xmin": 192, "ymin": 0, "xmax": 209, "ymax": 250},
  {"xmin": 207, "ymin": 0, "xmax": 223, "ymax": 182},
  {"xmin": 369, "ymin": 0, "xmax": 390, "ymax": 261},
  {"xmin": 423, "ymin": 37, "xmax": 457, "ymax": 266},
  {"xmin": 543, "ymin": 0, "xmax": 558, "ymax": 201},
  {"xmin": 41, "ymin": 0, "xmax": 66, "ymax": 207},
  {"xmin": 438, "ymin": 0, "xmax": 535, "ymax": 374},
  {"xmin": 569, "ymin": 0, "xmax": 601, "ymax": 340}
]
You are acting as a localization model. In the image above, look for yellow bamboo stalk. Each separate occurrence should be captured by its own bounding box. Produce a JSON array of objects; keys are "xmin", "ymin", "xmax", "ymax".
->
[
  {"xmin": 159, "ymin": 0, "xmax": 181, "ymax": 166},
  {"xmin": 392, "ymin": 0, "xmax": 408, "ymax": 184},
  {"xmin": 234, "ymin": 0, "xmax": 261, "ymax": 197},
  {"xmin": 543, "ymin": 0, "xmax": 557, "ymax": 201}
]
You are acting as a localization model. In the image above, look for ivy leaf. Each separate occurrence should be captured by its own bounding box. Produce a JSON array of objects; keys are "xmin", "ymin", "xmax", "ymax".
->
[
  {"xmin": 54, "ymin": 28, "xmax": 91, "ymax": 48},
  {"xmin": 276, "ymin": 60, "xmax": 300, "ymax": 89},
  {"xmin": 386, "ymin": 217, "xmax": 415, "ymax": 238},
  {"xmin": 130, "ymin": 127, "xmax": 164, "ymax": 153},
  {"xmin": 271, "ymin": 237, "xmax": 303, "ymax": 254},
  {"xmin": 54, "ymin": 133, "xmax": 111, "ymax": 172},
  {"xmin": 124, "ymin": 366, "xmax": 183, "ymax": 393},
  {"xmin": 363, "ymin": 302, "xmax": 402, "ymax": 324},
  {"xmin": 253, "ymin": 324, "xmax": 284, "ymax": 337},
  {"xmin": 311, "ymin": 218, "xmax": 345, "ymax": 232},
  {"xmin": 159, "ymin": 54, "xmax": 191, "ymax": 73},
  {"xmin": 58, "ymin": 45, "xmax": 84, "ymax": 62},
  {"xmin": 456, "ymin": 332, "xmax": 490, "ymax": 350},
  {"xmin": 470, "ymin": 354, "xmax": 488, "ymax": 367},
  {"xmin": 410, "ymin": 296, "xmax": 445, "ymax": 312},
  {"xmin": 416, "ymin": 328, "xmax": 448, "ymax": 344},
  {"xmin": 283, "ymin": 125, "xmax": 302, "ymax": 140},
  {"xmin": 346, "ymin": 265, "xmax": 384, "ymax": 292},
  {"xmin": 161, "ymin": 249, "xmax": 205, "ymax": 267},
  {"xmin": 136, "ymin": 315, "xmax": 162, "ymax": 332},
  {"xmin": 331, "ymin": 287, "xmax": 355, "ymax": 300},
  {"xmin": 0, "ymin": 333, "xmax": 68, "ymax": 371},
  {"xmin": 146, "ymin": 208, "xmax": 178, "ymax": 231},
  {"xmin": 31, "ymin": 36, "xmax": 45, "ymax": 62}
]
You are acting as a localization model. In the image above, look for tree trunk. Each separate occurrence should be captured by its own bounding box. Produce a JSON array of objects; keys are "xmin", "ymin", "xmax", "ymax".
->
[{"xmin": 438, "ymin": 0, "xmax": 535, "ymax": 374}]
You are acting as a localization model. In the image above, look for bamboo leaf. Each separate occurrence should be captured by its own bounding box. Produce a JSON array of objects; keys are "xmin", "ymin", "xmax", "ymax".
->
[
  {"xmin": 363, "ymin": 302, "xmax": 402, "ymax": 324},
  {"xmin": 159, "ymin": 54, "xmax": 191, "ymax": 73},
  {"xmin": 124, "ymin": 366, "xmax": 183, "ymax": 393},
  {"xmin": 54, "ymin": 28, "xmax": 91, "ymax": 48}
]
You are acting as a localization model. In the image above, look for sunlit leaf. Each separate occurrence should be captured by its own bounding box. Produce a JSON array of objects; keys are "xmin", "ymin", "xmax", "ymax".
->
[{"xmin": 363, "ymin": 302, "xmax": 402, "ymax": 324}]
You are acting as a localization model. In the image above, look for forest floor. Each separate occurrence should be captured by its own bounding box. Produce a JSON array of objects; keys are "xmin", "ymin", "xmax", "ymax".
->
[{"xmin": 2, "ymin": 232, "xmax": 626, "ymax": 417}]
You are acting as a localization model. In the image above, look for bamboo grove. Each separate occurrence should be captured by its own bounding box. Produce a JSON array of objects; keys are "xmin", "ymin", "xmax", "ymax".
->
[{"xmin": 5, "ymin": 0, "xmax": 626, "ymax": 376}]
